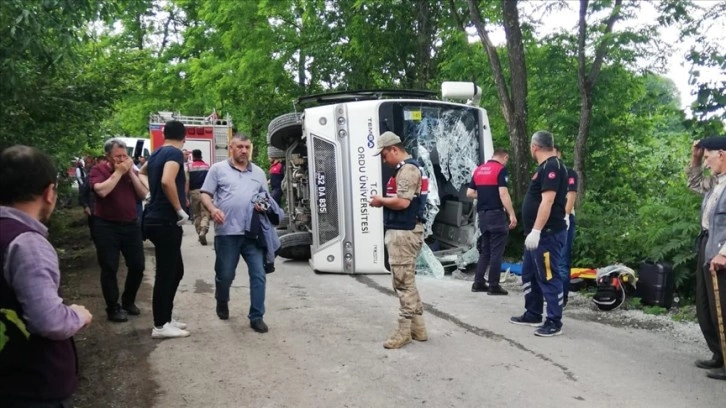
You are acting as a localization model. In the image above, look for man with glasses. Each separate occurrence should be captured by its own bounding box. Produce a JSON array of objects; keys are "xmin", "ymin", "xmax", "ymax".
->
[{"xmin": 89, "ymin": 138, "xmax": 148, "ymax": 323}]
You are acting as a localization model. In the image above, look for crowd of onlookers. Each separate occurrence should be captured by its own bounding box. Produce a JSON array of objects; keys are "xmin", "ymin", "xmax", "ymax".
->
[{"xmin": 0, "ymin": 121, "xmax": 285, "ymax": 406}]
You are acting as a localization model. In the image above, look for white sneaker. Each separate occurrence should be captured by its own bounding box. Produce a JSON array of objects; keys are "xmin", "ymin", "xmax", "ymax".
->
[
  {"xmin": 151, "ymin": 323, "xmax": 190, "ymax": 339},
  {"xmin": 170, "ymin": 318, "xmax": 187, "ymax": 330}
]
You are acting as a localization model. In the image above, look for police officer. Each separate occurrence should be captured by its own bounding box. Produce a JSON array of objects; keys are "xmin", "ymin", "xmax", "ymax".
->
[
  {"xmin": 189, "ymin": 149, "xmax": 211, "ymax": 245},
  {"xmin": 510, "ymin": 131, "xmax": 568, "ymax": 337},
  {"xmin": 466, "ymin": 148, "xmax": 517, "ymax": 295},
  {"xmin": 369, "ymin": 131, "xmax": 429, "ymax": 349},
  {"xmin": 687, "ymin": 136, "xmax": 726, "ymax": 381}
]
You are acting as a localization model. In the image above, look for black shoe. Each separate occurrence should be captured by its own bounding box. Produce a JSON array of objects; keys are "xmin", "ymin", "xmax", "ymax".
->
[
  {"xmin": 509, "ymin": 313, "xmax": 543, "ymax": 327},
  {"xmin": 706, "ymin": 367, "xmax": 726, "ymax": 380},
  {"xmin": 488, "ymin": 286, "xmax": 508, "ymax": 295},
  {"xmin": 471, "ymin": 281, "xmax": 489, "ymax": 292},
  {"xmin": 695, "ymin": 358, "xmax": 724, "ymax": 370},
  {"xmin": 107, "ymin": 305, "xmax": 128, "ymax": 323},
  {"xmin": 216, "ymin": 302, "xmax": 229, "ymax": 320},
  {"xmin": 250, "ymin": 319, "xmax": 268, "ymax": 333},
  {"xmin": 122, "ymin": 303, "xmax": 140, "ymax": 316}
]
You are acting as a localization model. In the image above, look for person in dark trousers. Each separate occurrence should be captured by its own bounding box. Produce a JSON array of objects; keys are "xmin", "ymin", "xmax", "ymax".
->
[
  {"xmin": 201, "ymin": 133, "xmax": 271, "ymax": 333},
  {"xmin": 554, "ymin": 146, "xmax": 578, "ymax": 307},
  {"xmin": 268, "ymin": 157, "xmax": 285, "ymax": 206},
  {"xmin": 686, "ymin": 136, "xmax": 726, "ymax": 381},
  {"xmin": 0, "ymin": 145, "xmax": 93, "ymax": 407},
  {"xmin": 510, "ymin": 131, "xmax": 568, "ymax": 337},
  {"xmin": 74, "ymin": 159, "xmax": 86, "ymax": 189},
  {"xmin": 189, "ymin": 149, "xmax": 211, "ymax": 245},
  {"xmin": 466, "ymin": 148, "xmax": 517, "ymax": 295},
  {"xmin": 141, "ymin": 120, "xmax": 191, "ymax": 339},
  {"xmin": 89, "ymin": 139, "xmax": 147, "ymax": 323},
  {"xmin": 79, "ymin": 156, "xmax": 102, "ymax": 242}
]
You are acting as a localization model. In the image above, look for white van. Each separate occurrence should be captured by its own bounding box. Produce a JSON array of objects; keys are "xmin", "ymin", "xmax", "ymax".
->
[
  {"xmin": 268, "ymin": 82, "xmax": 494, "ymax": 274},
  {"xmin": 115, "ymin": 137, "xmax": 151, "ymax": 160}
]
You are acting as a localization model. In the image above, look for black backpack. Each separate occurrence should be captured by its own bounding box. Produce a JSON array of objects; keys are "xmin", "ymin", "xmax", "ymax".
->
[
  {"xmin": 592, "ymin": 265, "xmax": 636, "ymax": 311},
  {"xmin": 592, "ymin": 274, "xmax": 625, "ymax": 311}
]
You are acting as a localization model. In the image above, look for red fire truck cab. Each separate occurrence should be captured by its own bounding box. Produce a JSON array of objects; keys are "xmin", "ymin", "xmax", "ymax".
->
[{"xmin": 149, "ymin": 111, "xmax": 234, "ymax": 165}]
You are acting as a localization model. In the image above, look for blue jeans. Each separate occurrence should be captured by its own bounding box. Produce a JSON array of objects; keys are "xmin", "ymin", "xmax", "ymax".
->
[
  {"xmin": 214, "ymin": 235, "xmax": 266, "ymax": 321},
  {"xmin": 558, "ymin": 214, "xmax": 576, "ymax": 304},
  {"xmin": 522, "ymin": 230, "xmax": 567, "ymax": 327}
]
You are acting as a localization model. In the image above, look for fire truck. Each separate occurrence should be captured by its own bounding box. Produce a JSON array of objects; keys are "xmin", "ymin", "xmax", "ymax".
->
[{"xmin": 149, "ymin": 111, "xmax": 234, "ymax": 164}]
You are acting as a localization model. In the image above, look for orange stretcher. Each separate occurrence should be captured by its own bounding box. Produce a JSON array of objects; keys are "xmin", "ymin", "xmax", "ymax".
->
[
  {"xmin": 570, "ymin": 268, "xmax": 597, "ymax": 280},
  {"xmin": 569, "ymin": 268, "xmax": 597, "ymax": 291}
]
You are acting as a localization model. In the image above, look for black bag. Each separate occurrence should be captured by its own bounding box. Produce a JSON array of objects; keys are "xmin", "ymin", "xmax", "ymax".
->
[{"xmin": 592, "ymin": 274, "xmax": 625, "ymax": 311}]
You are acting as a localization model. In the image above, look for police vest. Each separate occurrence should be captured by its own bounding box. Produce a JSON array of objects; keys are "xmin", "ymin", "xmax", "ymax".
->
[
  {"xmin": 188, "ymin": 160, "xmax": 210, "ymax": 190},
  {"xmin": 384, "ymin": 158, "xmax": 429, "ymax": 230}
]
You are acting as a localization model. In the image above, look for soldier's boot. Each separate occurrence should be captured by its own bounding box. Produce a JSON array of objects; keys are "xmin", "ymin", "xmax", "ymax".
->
[
  {"xmin": 383, "ymin": 318, "xmax": 412, "ymax": 349},
  {"xmin": 410, "ymin": 315, "xmax": 428, "ymax": 341}
]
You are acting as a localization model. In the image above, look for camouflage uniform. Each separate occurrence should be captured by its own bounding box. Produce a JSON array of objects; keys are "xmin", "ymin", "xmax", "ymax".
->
[{"xmin": 385, "ymin": 163, "xmax": 425, "ymax": 317}]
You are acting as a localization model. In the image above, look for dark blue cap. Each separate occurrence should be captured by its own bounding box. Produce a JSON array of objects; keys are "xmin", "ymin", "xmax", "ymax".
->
[{"xmin": 697, "ymin": 137, "xmax": 726, "ymax": 151}]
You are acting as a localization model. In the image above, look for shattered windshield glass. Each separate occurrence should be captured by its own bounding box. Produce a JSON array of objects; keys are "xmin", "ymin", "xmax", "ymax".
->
[{"xmin": 378, "ymin": 102, "xmax": 482, "ymax": 277}]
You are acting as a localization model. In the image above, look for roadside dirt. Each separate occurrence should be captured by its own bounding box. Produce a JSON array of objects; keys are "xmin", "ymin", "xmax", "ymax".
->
[{"xmin": 51, "ymin": 207, "xmax": 157, "ymax": 408}]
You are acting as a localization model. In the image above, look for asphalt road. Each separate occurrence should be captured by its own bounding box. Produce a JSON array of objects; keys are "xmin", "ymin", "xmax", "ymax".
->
[{"xmin": 144, "ymin": 225, "xmax": 723, "ymax": 408}]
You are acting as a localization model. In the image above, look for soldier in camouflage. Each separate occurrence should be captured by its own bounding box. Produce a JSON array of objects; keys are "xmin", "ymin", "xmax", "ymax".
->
[{"xmin": 370, "ymin": 131, "xmax": 429, "ymax": 349}]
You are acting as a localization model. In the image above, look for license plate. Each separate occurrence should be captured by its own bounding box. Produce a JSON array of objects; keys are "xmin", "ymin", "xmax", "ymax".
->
[{"xmin": 316, "ymin": 171, "xmax": 327, "ymax": 214}]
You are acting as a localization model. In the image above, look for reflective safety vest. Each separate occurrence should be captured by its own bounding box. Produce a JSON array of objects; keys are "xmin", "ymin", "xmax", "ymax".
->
[{"xmin": 384, "ymin": 158, "xmax": 429, "ymax": 230}]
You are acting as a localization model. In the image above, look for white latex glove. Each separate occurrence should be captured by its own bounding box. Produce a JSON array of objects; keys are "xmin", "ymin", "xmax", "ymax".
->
[
  {"xmin": 525, "ymin": 229, "xmax": 541, "ymax": 250},
  {"xmin": 176, "ymin": 209, "xmax": 190, "ymax": 226},
  {"xmin": 564, "ymin": 215, "xmax": 570, "ymax": 230}
]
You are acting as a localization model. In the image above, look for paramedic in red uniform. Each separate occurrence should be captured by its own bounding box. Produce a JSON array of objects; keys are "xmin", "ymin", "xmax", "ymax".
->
[
  {"xmin": 510, "ymin": 131, "xmax": 568, "ymax": 337},
  {"xmin": 189, "ymin": 149, "xmax": 211, "ymax": 245},
  {"xmin": 466, "ymin": 148, "xmax": 517, "ymax": 295},
  {"xmin": 268, "ymin": 157, "xmax": 284, "ymax": 206}
]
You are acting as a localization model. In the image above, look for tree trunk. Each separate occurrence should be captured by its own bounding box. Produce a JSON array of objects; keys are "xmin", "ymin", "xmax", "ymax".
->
[
  {"xmin": 298, "ymin": 49, "xmax": 306, "ymax": 93},
  {"xmin": 574, "ymin": 0, "xmax": 622, "ymax": 203},
  {"xmin": 501, "ymin": 0, "xmax": 529, "ymax": 202},
  {"xmin": 135, "ymin": 13, "xmax": 144, "ymax": 50},
  {"xmin": 414, "ymin": 0, "xmax": 434, "ymax": 89},
  {"xmin": 574, "ymin": 99, "xmax": 591, "ymax": 204},
  {"xmin": 466, "ymin": 0, "xmax": 529, "ymax": 200},
  {"xmin": 297, "ymin": 4, "xmax": 306, "ymax": 93}
]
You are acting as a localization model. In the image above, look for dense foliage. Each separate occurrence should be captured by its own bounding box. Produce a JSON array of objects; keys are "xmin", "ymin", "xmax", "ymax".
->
[{"xmin": 1, "ymin": 0, "xmax": 724, "ymax": 298}]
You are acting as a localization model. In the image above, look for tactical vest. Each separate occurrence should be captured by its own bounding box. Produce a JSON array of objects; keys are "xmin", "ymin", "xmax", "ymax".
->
[
  {"xmin": 0, "ymin": 217, "xmax": 78, "ymax": 400},
  {"xmin": 384, "ymin": 158, "xmax": 429, "ymax": 230}
]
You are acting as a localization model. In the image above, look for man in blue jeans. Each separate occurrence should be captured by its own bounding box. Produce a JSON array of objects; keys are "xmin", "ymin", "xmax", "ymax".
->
[
  {"xmin": 510, "ymin": 131, "xmax": 569, "ymax": 337},
  {"xmin": 201, "ymin": 133, "xmax": 271, "ymax": 333}
]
